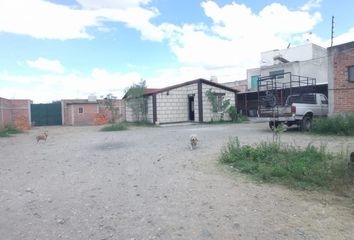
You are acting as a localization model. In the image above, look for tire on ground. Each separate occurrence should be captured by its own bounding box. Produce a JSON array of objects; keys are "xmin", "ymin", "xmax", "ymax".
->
[
  {"xmin": 301, "ymin": 115, "xmax": 312, "ymax": 131},
  {"xmin": 269, "ymin": 121, "xmax": 280, "ymax": 130}
]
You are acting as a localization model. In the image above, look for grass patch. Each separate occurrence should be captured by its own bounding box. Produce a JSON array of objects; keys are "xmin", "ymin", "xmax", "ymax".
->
[
  {"xmin": 311, "ymin": 114, "xmax": 354, "ymax": 136},
  {"xmin": 220, "ymin": 137, "xmax": 354, "ymax": 191},
  {"xmin": 100, "ymin": 121, "xmax": 155, "ymax": 131},
  {"xmin": 124, "ymin": 121, "xmax": 156, "ymax": 127},
  {"xmin": 208, "ymin": 116, "xmax": 249, "ymax": 124},
  {"xmin": 0, "ymin": 125, "xmax": 22, "ymax": 137},
  {"xmin": 100, "ymin": 123, "xmax": 128, "ymax": 131}
]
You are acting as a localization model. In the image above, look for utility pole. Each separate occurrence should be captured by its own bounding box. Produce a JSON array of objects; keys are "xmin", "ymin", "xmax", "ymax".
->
[{"xmin": 331, "ymin": 16, "xmax": 334, "ymax": 47}]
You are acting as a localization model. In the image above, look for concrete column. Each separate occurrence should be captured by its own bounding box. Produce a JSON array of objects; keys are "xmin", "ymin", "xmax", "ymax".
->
[
  {"xmin": 153, "ymin": 94, "xmax": 157, "ymax": 124},
  {"xmin": 198, "ymin": 80, "xmax": 203, "ymax": 122}
]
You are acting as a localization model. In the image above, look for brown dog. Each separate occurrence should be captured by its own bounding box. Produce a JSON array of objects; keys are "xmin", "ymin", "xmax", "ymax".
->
[{"xmin": 36, "ymin": 131, "xmax": 48, "ymax": 143}]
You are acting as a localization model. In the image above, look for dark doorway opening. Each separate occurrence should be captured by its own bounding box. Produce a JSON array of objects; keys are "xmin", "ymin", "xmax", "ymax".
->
[{"xmin": 188, "ymin": 96, "xmax": 195, "ymax": 121}]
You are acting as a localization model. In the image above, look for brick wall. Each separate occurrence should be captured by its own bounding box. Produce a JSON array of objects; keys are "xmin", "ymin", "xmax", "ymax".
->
[
  {"xmin": 329, "ymin": 42, "xmax": 354, "ymax": 114},
  {"xmin": 62, "ymin": 99, "xmax": 125, "ymax": 125},
  {"xmin": 0, "ymin": 97, "xmax": 31, "ymax": 129}
]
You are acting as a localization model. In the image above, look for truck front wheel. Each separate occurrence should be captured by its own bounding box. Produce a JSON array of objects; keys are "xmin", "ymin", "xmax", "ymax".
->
[
  {"xmin": 269, "ymin": 121, "xmax": 279, "ymax": 130},
  {"xmin": 301, "ymin": 116, "xmax": 312, "ymax": 131}
]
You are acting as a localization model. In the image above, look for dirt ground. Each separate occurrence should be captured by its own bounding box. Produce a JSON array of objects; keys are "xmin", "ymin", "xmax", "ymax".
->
[{"xmin": 1, "ymin": 122, "xmax": 354, "ymax": 240}]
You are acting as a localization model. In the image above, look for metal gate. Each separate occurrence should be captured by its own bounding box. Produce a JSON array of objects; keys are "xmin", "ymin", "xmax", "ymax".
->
[{"xmin": 31, "ymin": 102, "xmax": 62, "ymax": 126}]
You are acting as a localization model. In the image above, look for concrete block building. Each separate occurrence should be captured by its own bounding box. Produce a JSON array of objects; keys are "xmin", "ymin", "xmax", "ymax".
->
[
  {"xmin": 327, "ymin": 41, "xmax": 354, "ymax": 114},
  {"xmin": 125, "ymin": 79, "xmax": 238, "ymax": 124}
]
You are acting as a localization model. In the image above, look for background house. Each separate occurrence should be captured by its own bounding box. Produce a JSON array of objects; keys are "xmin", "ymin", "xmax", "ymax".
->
[
  {"xmin": 234, "ymin": 43, "xmax": 329, "ymax": 116},
  {"xmin": 0, "ymin": 97, "xmax": 32, "ymax": 130},
  {"xmin": 247, "ymin": 43, "xmax": 328, "ymax": 91},
  {"xmin": 62, "ymin": 96, "xmax": 125, "ymax": 126},
  {"xmin": 125, "ymin": 79, "xmax": 238, "ymax": 124},
  {"xmin": 327, "ymin": 41, "xmax": 354, "ymax": 115}
]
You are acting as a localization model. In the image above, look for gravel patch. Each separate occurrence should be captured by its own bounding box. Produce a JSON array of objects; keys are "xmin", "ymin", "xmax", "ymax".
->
[{"xmin": 0, "ymin": 123, "xmax": 353, "ymax": 240}]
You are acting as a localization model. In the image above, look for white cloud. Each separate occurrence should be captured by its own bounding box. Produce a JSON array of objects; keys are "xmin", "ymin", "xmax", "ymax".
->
[
  {"xmin": 0, "ymin": 0, "xmax": 160, "ymax": 40},
  {"xmin": 147, "ymin": 66, "xmax": 246, "ymax": 89},
  {"xmin": 156, "ymin": 0, "xmax": 323, "ymax": 80},
  {"xmin": 324, "ymin": 27, "xmax": 354, "ymax": 47},
  {"xmin": 0, "ymin": 68, "xmax": 142, "ymax": 103},
  {"xmin": 26, "ymin": 58, "xmax": 65, "ymax": 74},
  {"xmin": 0, "ymin": 0, "xmax": 97, "ymax": 39},
  {"xmin": 76, "ymin": 0, "xmax": 151, "ymax": 9},
  {"xmin": 300, "ymin": 0, "xmax": 322, "ymax": 11}
]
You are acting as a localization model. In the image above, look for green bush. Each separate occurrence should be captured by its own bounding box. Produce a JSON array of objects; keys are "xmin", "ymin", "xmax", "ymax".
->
[
  {"xmin": 0, "ymin": 125, "xmax": 22, "ymax": 137},
  {"xmin": 312, "ymin": 114, "xmax": 354, "ymax": 136},
  {"xmin": 227, "ymin": 106, "xmax": 239, "ymax": 122},
  {"xmin": 100, "ymin": 121, "xmax": 156, "ymax": 131},
  {"xmin": 100, "ymin": 123, "xmax": 128, "ymax": 131},
  {"xmin": 220, "ymin": 137, "xmax": 354, "ymax": 191}
]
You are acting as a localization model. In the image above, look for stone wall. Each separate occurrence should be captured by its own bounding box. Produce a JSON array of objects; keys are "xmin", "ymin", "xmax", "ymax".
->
[
  {"xmin": 155, "ymin": 83, "xmax": 198, "ymax": 123},
  {"xmin": 146, "ymin": 96, "xmax": 153, "ymax": 123},
  {"xmin": 202, "ymin": 85, "xmax": 236, "ymax": 122}
]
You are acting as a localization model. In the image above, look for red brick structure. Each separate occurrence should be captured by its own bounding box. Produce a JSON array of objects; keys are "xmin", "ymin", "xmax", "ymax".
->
[
  {"xmin": 0, "ymin": 97, "xmax": 32, "ymax": 130},
  {"xmin": 328, "ymin": 41, "xmax": 354, "ymax": 114},
  {"xmin": 62, "ymin": 99, "xmax": 125, "ymax": 126}
]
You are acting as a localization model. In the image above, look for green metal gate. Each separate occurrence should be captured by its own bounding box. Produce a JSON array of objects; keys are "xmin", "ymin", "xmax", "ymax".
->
[{"xmin": 31, "ymin": 102, "xmax": 62, "ymax": 126}]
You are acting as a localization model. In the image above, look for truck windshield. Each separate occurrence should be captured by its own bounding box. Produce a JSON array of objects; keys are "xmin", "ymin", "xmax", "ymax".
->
[{"xmin": 286, "ymin": 94, "xmax": 316, "ymax": 105}]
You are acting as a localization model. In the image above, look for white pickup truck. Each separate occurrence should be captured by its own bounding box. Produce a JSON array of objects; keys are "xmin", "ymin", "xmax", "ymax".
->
[{"xmin": 261, "ymin": 93, "xmax": 328, "ymax": 131}]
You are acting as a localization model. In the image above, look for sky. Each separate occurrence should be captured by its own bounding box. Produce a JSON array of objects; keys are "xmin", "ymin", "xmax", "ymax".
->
[{"xmin": 0, "ymin": 0, "xmax": 354, "ymax": 103}]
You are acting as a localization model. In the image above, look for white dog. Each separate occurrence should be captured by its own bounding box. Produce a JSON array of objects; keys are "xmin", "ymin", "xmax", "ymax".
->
[{"xmin": 190, "ymin": 134, "xmax": 198, "ymax": 150}]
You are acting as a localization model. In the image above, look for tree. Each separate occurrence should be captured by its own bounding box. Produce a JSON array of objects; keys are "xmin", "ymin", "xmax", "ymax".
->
[
  {"xmin": 206, "ymin": 89, "xmax": 231, "ymax": 121},
  {"xmin": 125, "ymin": 80, "xmax": 147, "ymax": 122},
  {"xmin": 103, "ymin": 93, "xmax": 120, "ymax": 123}
]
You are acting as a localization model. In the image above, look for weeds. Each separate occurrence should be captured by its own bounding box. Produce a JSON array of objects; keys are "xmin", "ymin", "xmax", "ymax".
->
[
  {"xmin": 0, "ymin": 125, "xmax": 22, "ymax": 137},
  {"xmin": 220, "ymin": 137, "xmax": 354, "ymax": 191},
  {"xmin": 312, "ymin": 114, "xmax": 354, "ymax": 136},
  {"xmin": 100, "ymin": 123, "xmax": 128, "ymax": 131},
  {"xmin": 100, "ymin": 121, "xmax": 155, "ymax": 131}
]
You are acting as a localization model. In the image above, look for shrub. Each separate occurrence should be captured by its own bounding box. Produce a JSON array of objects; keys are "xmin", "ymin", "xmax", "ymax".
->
[
  {"xmin": 100, "ymin": 123, "xmax": 128, "ymax": 131},
  {"xmin": 220, "ymin": 137, "xmax": 354, "ymax": 191},
  {"xmin": 312, "ymin": 114, "xmax": 354, "ymax": 136},
  {"xmin": 227, "ymin": 106, "xmax": 239, "ymax": 122},
  {"xmin": 0, "ymin": 125, "xmax": 22, "ymax": 137}
]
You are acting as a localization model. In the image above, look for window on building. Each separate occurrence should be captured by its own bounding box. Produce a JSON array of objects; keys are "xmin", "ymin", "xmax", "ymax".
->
[
  {"xmin": 348, "ymin": 66, "xmax": 354, "ymax": 82},
  {"xmin": 79, "ymin": 107, "xmax": 83, "ymax": 113},
  {"xmin": 213, "ymin": 93, "xmax": 226, "ymax": 112},
  {"xmin": 269, "ymin": 70, "xmax": 284, "ymax": 79},
  {"xmin": 217, "ymin": 95, "xmax": 223, "ymax": 112},
  {"xmin": 251, "ymin": 75, "xmax": 260, "ymax": 89}
]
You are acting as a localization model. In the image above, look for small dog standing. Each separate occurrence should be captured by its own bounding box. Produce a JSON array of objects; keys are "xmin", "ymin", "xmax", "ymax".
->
[
  {"xmin": 190, "ymin": 134, "xmax": 198, "ymax": 150},
  {"xmin": 36, "ymin": 131, "xmax": 48, "ymax": 143}
]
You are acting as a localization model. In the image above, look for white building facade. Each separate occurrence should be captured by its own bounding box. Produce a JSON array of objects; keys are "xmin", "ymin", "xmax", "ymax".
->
[{"xmin": 247, "ymin": 43, "xmax": 328, "ymax": 91}]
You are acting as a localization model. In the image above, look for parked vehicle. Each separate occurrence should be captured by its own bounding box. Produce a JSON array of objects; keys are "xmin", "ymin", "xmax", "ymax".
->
[{"xmin": 260, "ymin": 93, "xmax": 328, "ymax": 131}]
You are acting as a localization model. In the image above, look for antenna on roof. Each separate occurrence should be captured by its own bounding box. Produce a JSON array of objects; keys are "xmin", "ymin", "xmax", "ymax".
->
[
  {"xmin": 331, "ymin": 16, "xmax": 335, "ymax": 47},
  {"xmin": 287, "ymin": 43, "xmax": 291, "ymax": 49}
]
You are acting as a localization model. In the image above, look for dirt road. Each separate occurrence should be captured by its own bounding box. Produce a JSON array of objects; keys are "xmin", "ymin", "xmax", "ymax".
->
[{"xmin": 1, "ymin": 123, "xmax": 353, "ymax": 240}]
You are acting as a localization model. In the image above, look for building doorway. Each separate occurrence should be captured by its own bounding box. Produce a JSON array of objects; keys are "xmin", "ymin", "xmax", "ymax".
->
[{"xmin": 188, "ymin": 95, "xmax": 195, "ymax": 121}]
